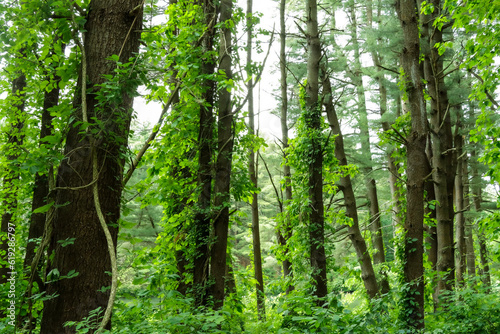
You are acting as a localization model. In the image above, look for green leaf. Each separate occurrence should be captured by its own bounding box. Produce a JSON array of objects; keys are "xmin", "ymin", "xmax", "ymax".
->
[{"xmin": 33, "ymin": 201, "xmax": 54, "ymax": 214}]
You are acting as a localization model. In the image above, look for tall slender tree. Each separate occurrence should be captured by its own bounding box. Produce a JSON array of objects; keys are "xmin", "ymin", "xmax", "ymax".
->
[
  {"xmin": 348, "ymin": 1, "xmax": 388, "ymax": 293},
  {"xmin": 193, "ymin": 0, "xmax": 217, "ymax": 306},
  {"xmin": 322, "ymin": 69, "xmax": 379, "ymax": 299},
  {"xmin": 455, "ymin": 106, "xmax": 467, "ymax": 286},
  {"xmin": 210, "ymin": 0, "xmax": 235, "ymax": 309},
  {"xmin": 304, "ymin": 0, "xmax": 328, "ymax": 303},
  {"xmin": 278, "ymin": 0, "xmax": 294, "ymax": 293},
  {"xmin": 0, "ymin": 61, "xmax": 27, "ymax": 294},
  {"xmin": 366, "ymin": 0, "xmax": 404, "ymax": 235},
  {"xmin": 246, "ymin": 0, "xmax": 265, "ymax": 319},
  {"xmin": 396, "ymin": 0, "xmax": 427, "ymax": 329}
]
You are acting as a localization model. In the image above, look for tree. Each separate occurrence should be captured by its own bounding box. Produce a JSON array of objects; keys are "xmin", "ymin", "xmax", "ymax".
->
[
  {"xmin": 278, "ymin": 0, "xmax": 294, "ymax": 294},
  {"xmin": 210, "ymin": 0, "xmax": 235, "ymax": 309},
  {"xmin": 0, "ymin": 59, "xmax": 27, "ymax": 306},
  {"xmin": 246, "ymin": 0, "xmax": 266, "ymax": 319},
  {"xmin": 419, "ymin": 0, "xmax": 456, "ymax": 297},
  {"xmin": 304, "ymin": 0, "xmax": 328, "ymax": 303},
  {"xmin": 40, "ymin": 0, "xmax": 143, "ymax": 331},
  {"xmin": 396, "ymin": 0, "xmax": 428, "ymax": 329},
  {"xmin": 322, "ymin": 69, "xmax": 379, "ymax": 300},
  {"xmin": 192, "ymin": 0, "xmax": 217, "ymax": 306},
  {"xmin": 348, "ymin": 0, "xmax": 389, "ymax": 293}
]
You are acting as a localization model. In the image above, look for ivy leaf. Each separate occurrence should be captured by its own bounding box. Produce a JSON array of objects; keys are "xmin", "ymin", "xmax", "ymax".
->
[{"xmin": 33, "ymin": 201, "xmax": 54, "ymax": 214}]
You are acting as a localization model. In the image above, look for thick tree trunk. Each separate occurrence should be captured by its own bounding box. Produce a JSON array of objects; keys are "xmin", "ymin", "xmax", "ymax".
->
[
  {"xmin": 246, "ymin": 0, "xmax": 265, "ymax": 319},
  {"xmin": 305, "ymin": 0, "xmax": 328, "ymax": 303},
  {"xmin": 278, "ymin": 0, "xmax": 294, "ymax": 293},
  {"xmin": 419, "ymin": 0, "xmax": 456, "ymax": 296},
  {"xmin": 396, "ymin": 0, "xmax": 427, "ymax": 329},
  {"xmin": 210, "ymin": 0, "xmax": 234, "ymax": 309},
  {"xmin": 40, "ymin": 0, "xmax": 143, "ymax": 332},
  {"xmin": 193, "ymin": 0, "xmax": 217, "ymax": 306},
  {"xmin": 322, "ymin": 71, "xmax": 379, "ymax": 299}
]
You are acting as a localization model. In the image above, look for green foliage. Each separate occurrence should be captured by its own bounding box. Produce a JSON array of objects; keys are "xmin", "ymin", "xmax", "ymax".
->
[
  {"xmin": 64, "ymin": 307, "xmax": 106, "ymax": 334},
  {"xmin": 426, "ymin": 286, "xmax": 500, "ymax": 334},
  {"xmin": 1, "ymin": 0, "xmax": 499, "ymax": 333}
]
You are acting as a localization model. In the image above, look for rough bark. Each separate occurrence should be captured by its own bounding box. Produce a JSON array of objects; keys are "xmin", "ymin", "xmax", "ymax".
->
[
  {"xmin": 278, "ymin": 0, "xmax": 294, "ymax": 293},
  {"xmin": 305, "ymin": 0, "xmax": 328, "ymax": 303},
  {"xmin": 322, "ymin": 71, "xmax": 379, "ymax": 299},
  {"xmin": 193, "ymin": 0, "xmax": 217, "ymax": 306},
  {"xmin": 419, "ymin": 0, "xmax": 456, "ymax": 296},
  {"xmin": 40, "ymin": 0, "xmax": 143, "ymax": 332},
  {"xmin": 396, "ymin": 0, "xmax": 427, "ymax": 329},
  {"xmin": 209, "ymin": 0, "xmax": 234, "ymax": 309}
]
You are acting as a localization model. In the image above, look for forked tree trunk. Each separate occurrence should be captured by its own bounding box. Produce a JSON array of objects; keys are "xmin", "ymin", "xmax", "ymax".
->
[
  {"xmin": 396, "ymin": 0, "xmax": 427, "ymax": 329},
  {"xmin": 210, "ymin": 0, "xmax": 234, "ymax": 309},
  {"xmin": 41, "ymin": 0, "xmax": 143, "ymax": 332},
  {"xmin": 419, "ymin": 0, "xmax": 456, "ymax": 296},
  {"xmin": 305, "ymin": 0, "xmax": 328, "ymax": 303}
]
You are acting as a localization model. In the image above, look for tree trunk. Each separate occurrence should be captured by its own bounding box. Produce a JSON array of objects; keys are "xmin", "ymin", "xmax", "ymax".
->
[
  {"xmin": 278, "ymin": 0, "xmax": 294, "ymax": 294},
  {"xmin": 396, "ymin": 0, "xmax": 427, "ymax": 329},
  {"xmin": 366, "ymin": 0, "xmax": 403, "ymax": 236},
  {"xmin": 24, "ymin": 42, "xmax": 63, "ymax": 272},
  {"xmin": 22, "ymin": 41, "xmax": 65, "ymax": 331},
  {"xmin": 305, "ymin": 0, "xmax": 328, "ymax": 303},
  {"xmin": 454, "ymin": 107, "xmax": 466, "ymax": 287},
  {"xmin": 193, "ymin": 0, "xmax": 217, "ymax": 306},
  {"xmin": 470, "ymin": 127, "xmax": 491, "ymax": 290},
  {"xmin": 247, "ymin": 0, "xmax": 265, "ymax": 319},
  {"xmin": 0, "ymin": 69, "xmax": 27, "ymax": 320},
  {"xmin": 353, "ymin": 2, "xmax": 389, "ymax": 294},
  {"xmin": 210, "ymin": 0, "xmax": 234, "ymax": 309},
  {"xmin": 463, "ymin": 138, "xmax": 476, "ymax": 279},
  {"xmin": 322, "ymin": 71, "xmax": 379, "ymax": 299},
  {"xmin": 419, "ymin": 0, "xmax": 456, "ymax": 296},
  {"xmin": 41, "ymin": 0, "xmax": 143, "ymax": 332}
]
